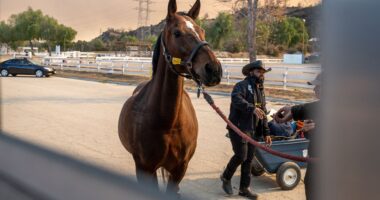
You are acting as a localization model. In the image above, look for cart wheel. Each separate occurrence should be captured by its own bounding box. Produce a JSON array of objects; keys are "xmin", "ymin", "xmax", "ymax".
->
[
  {"xmin": 276, "ymin": 162, "xmax": 301, "ymax": 190},
  {"xmin": 251, "ymin": 157, "xmax": 265, "ymax": 176}
]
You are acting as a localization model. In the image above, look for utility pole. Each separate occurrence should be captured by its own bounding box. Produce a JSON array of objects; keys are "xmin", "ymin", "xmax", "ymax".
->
[
  {"xmin": 247, "ymin": 0, "xmax": 259, "ymax": 62},
  {"xmin": 135, "ymin": 0, "xmax": 154, "ymax": 40},
  {"xmin": 302, "ymin": 18, "xmax": 306, "ymax": 55}
]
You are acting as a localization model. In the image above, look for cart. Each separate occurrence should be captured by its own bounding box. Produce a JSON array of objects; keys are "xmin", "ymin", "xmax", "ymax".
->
[{"xmin": 251, "ymin": 138, "xmax": 309, "ymax": 190}]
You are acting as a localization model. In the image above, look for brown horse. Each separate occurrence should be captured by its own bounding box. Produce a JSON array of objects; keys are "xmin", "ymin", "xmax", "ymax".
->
[{"xmin": 118, "ymin": 0, "xmax": 222, "ymax": 194}]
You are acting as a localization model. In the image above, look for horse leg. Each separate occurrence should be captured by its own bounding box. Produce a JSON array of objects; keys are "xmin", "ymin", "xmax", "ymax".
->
[
  {"xmin": 134, "ymin": 158, "xmax": 159, "ymax": 191},
  {"xmin": 166, "ymin": 162, "xmax": 188, "ymax": 195}
]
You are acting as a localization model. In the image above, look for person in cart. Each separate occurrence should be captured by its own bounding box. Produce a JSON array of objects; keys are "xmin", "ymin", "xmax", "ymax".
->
[{"xmin": 220, "ymin": 60, "xmax": 272, "ymax": 199}]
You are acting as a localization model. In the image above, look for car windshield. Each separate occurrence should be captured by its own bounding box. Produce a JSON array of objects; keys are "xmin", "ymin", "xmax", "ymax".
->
[
  {"xmin": 25, "ymin": 59, "xmax": 38, "ymax": 65},
  {"xmin": 5, "ymin": 59, "xmax": 17, "ymax": 64}
]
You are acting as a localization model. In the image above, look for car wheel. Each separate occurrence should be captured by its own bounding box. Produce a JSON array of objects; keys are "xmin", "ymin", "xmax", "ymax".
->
[
  {"xmin": 276, "ymin": 162, "xmax": 301, "ymax": 190},
  {"xmin": 1, "ymin": 69, "xmax": 9, "ymax": 77},
  {"xmin": 11, "ymin": 74, "xmax": 17, "ymax": 77},
  {"xmin": 46, "ymin": 74, "xmax": 50, "ymax": 77},
  {"xmin": 35, "ymin": 70, "xmax": 44, "ymax": 78}
]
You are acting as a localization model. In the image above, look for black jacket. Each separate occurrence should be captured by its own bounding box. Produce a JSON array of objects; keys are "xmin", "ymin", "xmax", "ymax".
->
[
  {"xmin": 291, "ymin": 101, "xmax": 320, "ymax": 157},
  {"xmin": 291, "ymin": 101, "xmax": 320, "ymax": 121},
  {"xmin": 227, "ymin": 76, "xmax": 270, "ymax": 138}
]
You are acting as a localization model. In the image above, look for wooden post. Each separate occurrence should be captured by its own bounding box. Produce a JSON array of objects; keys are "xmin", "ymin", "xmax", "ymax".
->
[
  {"xmin": 283, "ymin": 67, "xmax": 288, "ymax": 90},
  {"xmin": 247, "ymin": 0, "xmax": 259, "ymax": 62}
]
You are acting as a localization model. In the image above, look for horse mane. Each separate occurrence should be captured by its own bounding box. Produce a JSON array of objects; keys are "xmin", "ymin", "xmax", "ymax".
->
[{"xmin": 152, "ymin": 33, "xmax": 162, "ymax": 77}]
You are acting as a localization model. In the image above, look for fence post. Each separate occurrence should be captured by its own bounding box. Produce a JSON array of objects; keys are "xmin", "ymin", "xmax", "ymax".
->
[
  {"xmin": 97, "ymin": 63, "xmax": 100, "ymax": 72},
  {"xmin": 224, "ymin": 66, "xmax": 230, "ymax": 85},
  {"xmin": 140, "ymin": 63, "xmax": 144, "ymax": 71},
  {"xmin": 123, "ymin": 62, "xmax": 128, "ymax": 75},
  {"xmin": 283, "ymin": 67, "xmax": 288, "ymax": 90}
]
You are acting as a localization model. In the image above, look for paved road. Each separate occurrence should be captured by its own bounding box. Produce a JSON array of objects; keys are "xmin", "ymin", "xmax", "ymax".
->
[{"xmin": 1, "ymin": 76, "xmax": 306, "ymax": 200}]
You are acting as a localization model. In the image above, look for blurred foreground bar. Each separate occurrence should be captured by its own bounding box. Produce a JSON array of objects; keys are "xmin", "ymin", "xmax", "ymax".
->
[
  {"xmin": 321, "ymin": 0, "xmax": 380, "ymax": 200},
  {"xmin": 0, "ymin": 132, "xmax": 175, "ymax": 200}
]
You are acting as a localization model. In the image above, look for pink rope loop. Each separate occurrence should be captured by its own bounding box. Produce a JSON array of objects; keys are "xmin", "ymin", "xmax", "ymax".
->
[{"xmin": 203, "ymin": 91, "xmax": 316, "ymax": 163}]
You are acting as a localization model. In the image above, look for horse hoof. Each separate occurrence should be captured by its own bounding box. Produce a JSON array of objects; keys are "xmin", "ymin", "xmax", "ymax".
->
[{"xmin": 166, "ymin": 191, "xmax": 181, "ymax": 199}]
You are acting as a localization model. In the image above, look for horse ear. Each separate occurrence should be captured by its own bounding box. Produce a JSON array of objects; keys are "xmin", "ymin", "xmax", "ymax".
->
[
  {"xmin": 188, "ymin": 0, "xmax": 201, "ymax": 20},
  {"xmin": 167, "ymin": 0, "xmax": 177, "ymax": 20}
]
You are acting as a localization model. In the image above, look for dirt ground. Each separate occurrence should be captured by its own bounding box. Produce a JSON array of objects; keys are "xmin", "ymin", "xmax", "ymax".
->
[{"xmin": 1, "ymin": 76, "xmax": 307, "ymax": 200}]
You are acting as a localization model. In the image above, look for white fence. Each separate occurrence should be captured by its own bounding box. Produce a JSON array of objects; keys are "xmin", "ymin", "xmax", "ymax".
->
[
  {"xmin": 222, "ymin": 64, "xmax": 320, "ymax": 89},
  {"xmin": 218, "ymin": 58, "xmax": 283, "ymax": 64},
  {"xmin": 43, "ymin": 57, "xmax": 320, "ymax": 89}
]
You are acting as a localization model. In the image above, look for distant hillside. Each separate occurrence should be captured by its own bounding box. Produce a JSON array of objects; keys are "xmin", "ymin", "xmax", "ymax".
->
[
  {"xmin": 117, "ymin": 4, "xmax": 321, "ymax": 40},
  {"xmin": 89, "ymin": 3, "xmax": 321, "ymax": 54},
  {"xmin": 282, "ymin": 0, "xmax": 320, "ymax": 7}
]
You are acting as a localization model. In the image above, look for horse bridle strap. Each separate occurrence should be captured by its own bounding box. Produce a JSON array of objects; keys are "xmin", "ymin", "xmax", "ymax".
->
[{"xmin": 161, "ymin": 32, "xmax": 209, "ymax": 82}]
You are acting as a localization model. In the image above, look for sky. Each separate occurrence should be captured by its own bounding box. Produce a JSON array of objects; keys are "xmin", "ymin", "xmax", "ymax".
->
[{"xmin": 0, "ymin": 0, "xmax": 320, "ymax": 41}]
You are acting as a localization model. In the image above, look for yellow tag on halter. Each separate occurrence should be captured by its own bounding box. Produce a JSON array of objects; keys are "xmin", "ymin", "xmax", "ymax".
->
[{"xmin": 172, "ymin": 57, "xmax": 182, "ymax": 65}]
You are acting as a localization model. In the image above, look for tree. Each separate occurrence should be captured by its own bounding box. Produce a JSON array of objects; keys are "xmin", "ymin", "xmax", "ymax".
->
[
  {"xmin": 258, "ymin": 0, "xmax": 286, "ymax": 22},
  {"xmin": 91, "ymin": 38, "xmax": 106, "ymax": 51},
  {"xmin": 145, "ymin": 35, "xmax": 158, "ymax": 46},
  {"xmin": 287, "ymin": 17, "xmax": 308, "ymax": 51},
  {"xmin": 55, "ymin": 24, "xmax": 77, "ymax": 51},
  {"xmin": 0, "ymin": 22, "xmax": 14, "ymax": 52},
  {"xmin": 256, "ymin": 21, "xmax": 271, "ymax": 52},
  {"xmin": 223, "ymin": 30, "xmax": 247, "ymax": 52},
  {"xmin": 207, "ymin": 12, "xmax": 233, "ymax": 49},
  {"xmin": 40, "ymin": 16, "xmax": 59, "ymax": 55},
  {"xmin": 11, "ymin": 7, "xmax": 44, "ymax": 55},
  {"xmin": 271, "ymin": 17, "xmax": 308, "ymax": 50},
  {"xmin": 3, "ymin": 7, "xmax": 77, "ymax": 55}
]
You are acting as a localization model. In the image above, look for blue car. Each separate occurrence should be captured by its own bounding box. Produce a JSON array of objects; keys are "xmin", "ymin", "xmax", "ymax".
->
[{"xmin": 0, "ymin": 58, "xmax": 55, "ymax": 77}]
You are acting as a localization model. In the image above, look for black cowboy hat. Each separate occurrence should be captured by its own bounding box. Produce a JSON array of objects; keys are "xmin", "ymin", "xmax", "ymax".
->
[{"xmin": 242, "ymin": 60, "xmax": 272, "ymax": 76}]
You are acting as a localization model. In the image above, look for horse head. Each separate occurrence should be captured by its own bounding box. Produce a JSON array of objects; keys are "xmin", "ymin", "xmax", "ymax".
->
[{"xmin": 161, "ymin": 0, "xmax": 222, "ymax": 87}]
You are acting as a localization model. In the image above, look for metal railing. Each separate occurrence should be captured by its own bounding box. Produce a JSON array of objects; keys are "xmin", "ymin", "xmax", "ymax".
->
[
  {"xmin": 218, "ymin": 58, "xmax": 283, "ymax": 63},
  {"xmin": 222, "ymin": 64, "xmax": 320, "ymax": 89},
  {"xmin": 44, "ymin": 57, "xmax": 320, "ymax": 89}
]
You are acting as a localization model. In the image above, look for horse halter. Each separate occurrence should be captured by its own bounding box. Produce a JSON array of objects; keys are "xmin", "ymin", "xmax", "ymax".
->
[{"xmin": 160, "ymin": 31, "xmax": 209, "ymax": 88}]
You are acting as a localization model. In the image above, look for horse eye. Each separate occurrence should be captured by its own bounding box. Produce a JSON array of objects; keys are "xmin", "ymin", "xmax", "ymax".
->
[{"xmin": 173, "ymin": 30, "xmax": 181, "ymax": 38}]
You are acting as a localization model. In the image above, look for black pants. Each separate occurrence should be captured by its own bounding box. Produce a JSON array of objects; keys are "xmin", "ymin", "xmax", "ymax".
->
[
  {"xmin": 304, "ymin": 137, "xmax": 316, "ymax": 200},
  {"xmin": 304, "ymin": 163, "xmax": 313, "ymax": 200},
  {"xmin": 304, "ymin": 144, "xmax": 317, "ymax": 200},
  {"xmin": 222, "ymin": 130, "xmax": 256, "ymax": 189}
]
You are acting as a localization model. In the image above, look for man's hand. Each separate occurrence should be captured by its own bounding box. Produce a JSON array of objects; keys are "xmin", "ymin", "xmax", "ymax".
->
[
  {"xmin": 265, "ymin": 136, "xmax": 272, "ymax": 146},
  {"xmin": 254, "ymin": 107, "xmax": 266, "ymax": 120},
  {"xmin": 301, "ymin": 120, "xmax": 316, "ymax": 132},
  {"xmin": 273, "ymin": 106, "xmax": 293, "ymax": 123}
]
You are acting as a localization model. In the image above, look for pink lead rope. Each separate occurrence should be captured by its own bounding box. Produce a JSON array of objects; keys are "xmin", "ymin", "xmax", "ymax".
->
[{"xmin": 202, "ymin": 91, "xmax": 317, "ymax": 163}]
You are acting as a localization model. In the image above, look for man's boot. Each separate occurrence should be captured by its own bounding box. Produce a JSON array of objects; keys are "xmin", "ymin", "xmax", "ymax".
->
[
  {"xmin": 238, "ymin": 187, "xmax": 258, "ymax": 200},
  {"xmin": 220, "ymin": 175, "xmax": 233, "ymax": 195}
]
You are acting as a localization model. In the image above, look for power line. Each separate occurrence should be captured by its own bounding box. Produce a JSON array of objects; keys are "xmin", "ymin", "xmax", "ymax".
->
[{"xmin": 135, "ymin": 0, "xmax": 154, "ymax": 40}]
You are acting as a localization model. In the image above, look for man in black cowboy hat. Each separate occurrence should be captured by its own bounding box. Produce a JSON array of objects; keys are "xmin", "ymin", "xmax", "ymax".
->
[{"xmin": 221, "ymin": 60, "xmax": 272, "ymax": 199}]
